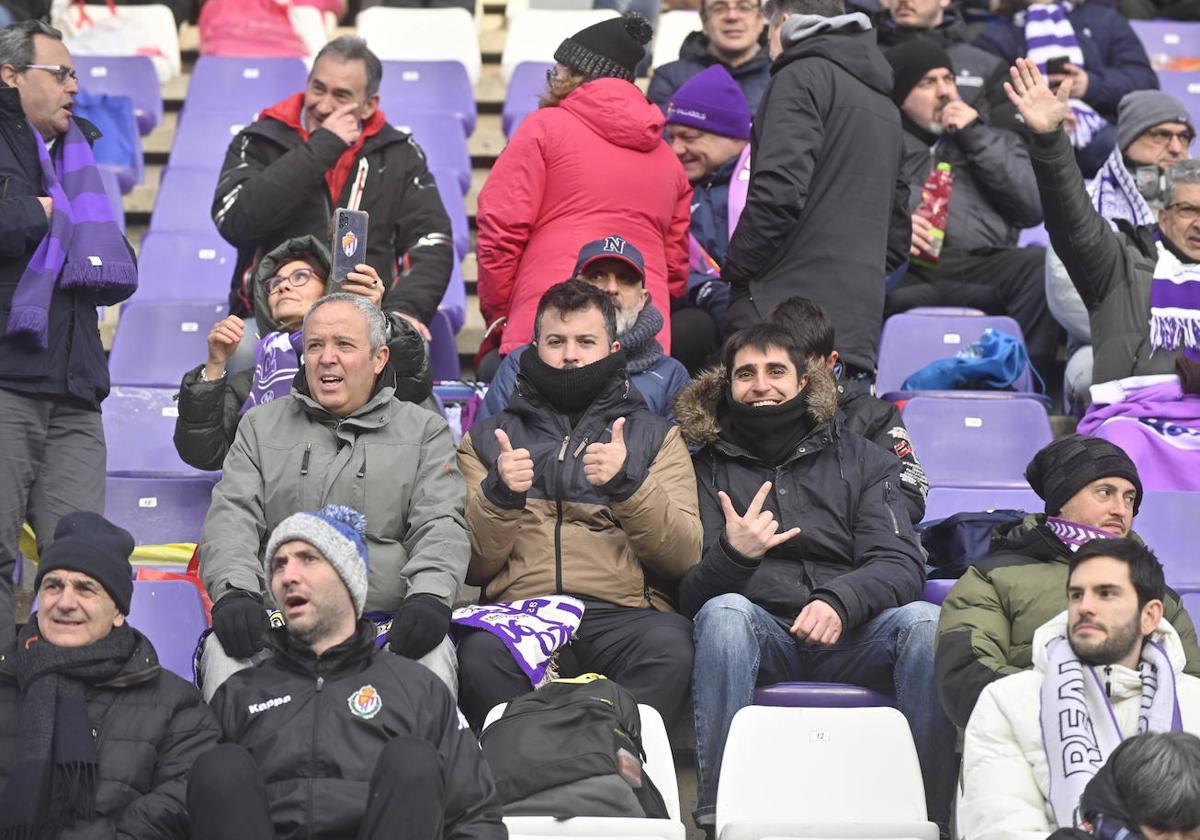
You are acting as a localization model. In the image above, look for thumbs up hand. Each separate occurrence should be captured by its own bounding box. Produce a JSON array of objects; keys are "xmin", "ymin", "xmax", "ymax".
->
[
  {"xmin": 583, "ymin": 417, "xmax": 628, "ymax": 488},
  {"xmin": 494, "ymin": 428, "xmax": 534, "ymax": 494}
]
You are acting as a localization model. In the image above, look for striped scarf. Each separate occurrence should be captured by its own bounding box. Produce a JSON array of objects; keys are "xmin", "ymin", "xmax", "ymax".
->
[
  {"xmin": 1021, "ymin": 3, "xmax": 1109, "ymax": 149},
  {"xmin": 5, "ymin": 120, "xmax": 136, "ymax": 348},
  {"xmin": 1149, "ymin": 235, "xmax": 1200, "ymax": 363},
  {"xmin": 1089, "ymin": 146, "xmax": 1156, "ymax": 228},
  {"xmin": 1045, "ymin": 516, "xmax": 1115, "ymax": 550}
]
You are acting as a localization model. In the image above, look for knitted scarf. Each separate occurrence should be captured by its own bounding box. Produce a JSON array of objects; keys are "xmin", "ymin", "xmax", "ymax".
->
[
  {"xmin": 518, "ymin": 348, "xmax": 627, "ymax": 422},
  {"xmin": 1148, "ymin": 234, "xmax": 1200, "ymax": 363},
  {"xmin": 239, "ymin": 329, "xmax": 304, "ymax": 416},
  {"xmin": 619, "ymin": 297, "xmax": 665, "ymax": 375},
  {"xmin": 1089, "ymin": 147, "xmax": 1156, "ymax": 229},
  {"xmin": 0, "ymin": 620, "xmax": 139, "ymax": 840},
  {"xmin": 1046, "ymin": 516, "xmax": 1116, "ymax": 551},
  {"xmin": 1039, "ymin": 635, "xmax": 1181, "ymax": 828},
  {"xmin": 449, "ymin": 595, "xmax": 585, "ymax": 687},
  {"xmin": 5, "ymin": 122, "xmax": 136, "ymax": 348},
  {"xmin": 259, "ymin": 93, "xmax": 386, "ymax": 205},
  {"xmin": 1020, "ymin": 3, "xmax": 1108, "ymax": 149}
]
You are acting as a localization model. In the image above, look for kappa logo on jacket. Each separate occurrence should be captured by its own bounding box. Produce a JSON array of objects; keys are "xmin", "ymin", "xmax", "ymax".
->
[
  {"xmin": 348, "ymin": 684, "xmax": 383, "ymax": 719},
  {"xmin": 248, "ymin": 694, "xmax": 292, "ymax": 715}
]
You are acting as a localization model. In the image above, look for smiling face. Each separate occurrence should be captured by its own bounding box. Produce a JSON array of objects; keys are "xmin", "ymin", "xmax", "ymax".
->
[
  {"xmin": 1058, "ymin": 476, "xmax": 1138, "ymax": 537},
  {"xmin": 303, "ymin": 300, "xmax": 389, "ymax": 417},
  {"xmin": 0, "ymin": 34, "xmax": 79, "ymax": 140},
  {"xmin": 667, "ymin": 123, "xmax": 748, "ymax": 182},
  {"xmin": 729, "ymin": 344, "xmax": 807, "ymax": 406},
  {"xmin": 36, "ymin": 570, "xmax": 125, "ymax": 647},
  {"xmin": 1068, "ymin": 556, "xmax": 1162, "ymax": 669},
  {"xmin": 266, "ymin": 259, "xmax": 327, "ymax": 330},
  {"xmin": 534, "ymin": 305, "xmax": 619, "ymax": 369},
  {"xmin": 303, "ymin": 55, "xmax": 378, "ymax": 134},
  {"xmin": 889, "ymin": 0, "xmax": 949, "ymax": 28},
  {"xmin": 701, "ymin": 0, "xmax": 765, "ymax": 63},
  {"xmin": 270, "ymin": 540, "xmax": 357, "ymax": 655}
]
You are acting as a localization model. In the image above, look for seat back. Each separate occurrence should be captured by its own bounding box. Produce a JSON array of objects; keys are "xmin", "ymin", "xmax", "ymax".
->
[
  {"xmin": 503, "ymin": 60, "xmax": 553, "ymax": 137},
  {"xmin": 922, "ymin": 486, "xmax": 1043, "ymax": 523},
  {"xmin": 379, "ymin": 60, "xmax": 477, "ymax": 135},
  {"xmin": 1130, "ymin": 20, "xmax": 1200, "ymax": 64},
  {"xmin": 128, "ymin": 580, "xmax": 208, "ymax": 681},
  {"xmin": 186, "ymin": 56, "xmax": 308, "ymax": 113},
  {"xmin": 651, "ymin": 10, "xmax": 700, "ymax": 69},
  {"xmin": 104, "ymin": 387, "xmax": 222, "ymax": 478},
  {"xmin": 109, "ymin": 301, "xmax": 229, "ymax": 388},
  {"xmin": 169, "ymin": 108, "xmax": 257, "ymax": 169},
  {"xmin": 74, "ymin": 55, "xmax": 163, "ymax": 134},
  {"xmin": 1134, "ymin": 491, "xmax": 1200, "ymax": 588},
  {"xmin": 501, "ymin": 9, "xmax": 620, "ymax": 81},
  {"xmin": 105, "ymin": 475, "xmax": 217, "ymax": 545},
  {"xmin": 136, "ymin": 231, "xmax": 236, "ymax": 301},
  {"xmin": 356, "ymin": 7, "xmax": 482, "ymax": 84},
  {"xmin": 150, "ymin": 166, "xmax": 221, "ymax": 233},
  {"xmin": 875, "ymin": 313, "xmax": 1031, "ymax": 396},
  {"xmin": 1156, "ymin": 71, "xmax": 1200, "ymax": 133},
  {"xmin": 431, "ymin": 169, "xmax": 470, "ymax": 260},
  {"xmin": 393, "ymin": 112, "xmax": 472, "ymax": 194}
]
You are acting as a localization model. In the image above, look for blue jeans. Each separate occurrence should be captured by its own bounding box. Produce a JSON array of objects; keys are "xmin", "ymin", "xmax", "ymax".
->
[{"xmin": 692, "ymin": 593, "xmax": 955, "ymax": 832}]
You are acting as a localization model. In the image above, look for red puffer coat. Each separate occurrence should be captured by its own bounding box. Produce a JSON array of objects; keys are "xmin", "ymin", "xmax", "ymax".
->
[{"xmin": 477, "ymin": 77, "xmax": 691, "ymax": 356}]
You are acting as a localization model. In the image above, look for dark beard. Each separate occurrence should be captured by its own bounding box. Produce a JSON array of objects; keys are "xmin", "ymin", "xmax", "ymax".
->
[{"xmin": 1069, "ymin": 614, "xmax": 1145, "ymax": 666}]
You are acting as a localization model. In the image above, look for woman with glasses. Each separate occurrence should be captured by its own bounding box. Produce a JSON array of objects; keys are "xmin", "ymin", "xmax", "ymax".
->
[{"xmin": 172, "ymin": 235, "xmax": 432, "ymax": 471}]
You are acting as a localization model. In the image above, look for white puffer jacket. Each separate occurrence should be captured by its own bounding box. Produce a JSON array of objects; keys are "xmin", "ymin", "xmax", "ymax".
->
[{"xmin": 958, "ymin": 610, "xmax": 1200, "ymax": 840}]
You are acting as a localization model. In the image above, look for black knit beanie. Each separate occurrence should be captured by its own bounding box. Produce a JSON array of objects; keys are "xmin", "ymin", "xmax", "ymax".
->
[
  {"xmin": 1024, "ymin": 435, "xmax": 1144, "ymax": 517},
  {"xmin": 34, "ymin": 512, "xmax": 135, "ymax": 615},
  {"xmin": 885, "ymin": 39, "xmax": 955, "ymax": 106},
  {"xmin": 554, "ymin": 13, "xmax": 654, "ymax": 83}
]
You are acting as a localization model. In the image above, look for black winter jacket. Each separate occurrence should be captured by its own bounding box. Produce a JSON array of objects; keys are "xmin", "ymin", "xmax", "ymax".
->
[
  {"xmin": 673, "ymin": 364, "xmax": 925, "ymax": 627},
  {"xmin": 211, "ymin": 621, "xmax": 506, "ymax": 840},
  {"xmin": 212, "ymin": 115, "xmax": 453, "ymax": 324},
  {"xmin": 647, "ymin": 31, "xmax": 773, "ymax": 113},
  {"xmin": 0, "ymin": 87, "xmax": 135, "ymax": 407},
  {"xmin": 0, "ymin": 629, "xmax": 222, "ymax": 839}
]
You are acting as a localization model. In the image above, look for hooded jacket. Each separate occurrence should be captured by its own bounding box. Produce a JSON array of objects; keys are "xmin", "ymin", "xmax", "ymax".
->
[
  {"xmin": 476, "ymin": 78, "xmax": 691, "ymax": 356},
  {"xmin": 0, "ymin": 628, "xmax": 221, "ymax": 840},
  {"xmin": 935, "ymin": 515, "xmax": 1200, "ymax": 730},
  {"xmin": 198, "ymin": 370, "xmax": 468, "ymax": 613},
  {"xmin": 457, "ymin": 365, "xmax": 701, "ymax": 612},
  {"xmin": 210, "ymin": 621, "xmax": 505, "ymax": 840},
  {"xmin": 959, "ymin": 612, "xmax": 1200, "ymax": 840},
  {"xmin": 673, "ymin": 363, "xmax": 924, "ymax": 627},
  {"xmin": 211, "ymin": 107, "xmax": 453, "ymax": 324},
  {"xmin": 647, "ymin": 31, "xmax": 773, "ymax": 113},
  {"xmin": 721, "ymin": 14, "xmax": 910, "ymax": 373},
  {"xmin": 172, "ymin": 236, "xmax": 433, "ymax": 471}
]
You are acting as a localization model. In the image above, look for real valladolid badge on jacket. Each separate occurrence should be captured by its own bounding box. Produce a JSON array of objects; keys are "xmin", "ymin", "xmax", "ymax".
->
[{"xmin": 348, "ymin": 684, "xmax": 383, "ymax": 719}]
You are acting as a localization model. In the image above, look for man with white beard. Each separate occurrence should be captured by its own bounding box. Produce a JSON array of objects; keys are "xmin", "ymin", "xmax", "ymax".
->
[{"xmin": 480, "ymin": 235, "xmax": 690, "ymax": 421}]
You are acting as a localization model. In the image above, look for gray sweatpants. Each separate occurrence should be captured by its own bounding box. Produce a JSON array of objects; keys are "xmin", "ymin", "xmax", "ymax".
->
[{"xmin": 0, "ymin": 388, "xmax": 106, "ymax": 650}]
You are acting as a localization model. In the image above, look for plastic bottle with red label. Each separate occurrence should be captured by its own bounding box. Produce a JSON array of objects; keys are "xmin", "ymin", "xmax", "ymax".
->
[{"xmin": 912, "ymin": 162, "xmax": 953, "ymax": 268}]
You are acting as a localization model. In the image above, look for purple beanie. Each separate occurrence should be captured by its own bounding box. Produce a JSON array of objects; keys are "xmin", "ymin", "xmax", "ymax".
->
[{"xmin": 665, "ymin": 65, "xmax": 751, "ymax": 140}]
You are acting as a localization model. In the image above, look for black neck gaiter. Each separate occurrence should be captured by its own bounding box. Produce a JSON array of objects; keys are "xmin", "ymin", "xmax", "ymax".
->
[
  {"xmin": 719, "ymin": 388, "xmax": 815, "ymax": 465},
  {"xmin": 519, "ymin": 348, "xmax": 627, "ymax": 421}
]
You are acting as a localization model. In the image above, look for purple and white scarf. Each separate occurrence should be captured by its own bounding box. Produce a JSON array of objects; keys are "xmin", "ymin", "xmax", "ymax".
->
[
  {"xmin": 239, "ymin": 329, "xmax": 304, "ymax": 416},
  {"xmin": 1149, "ymin": 235, "xmax": 1200, "ymax": 363},
  {"xmin": 1039, "ymin": 635, "xmax": 1181, "ymax": 828},
  {"xmin": 450, "ymin": 596, "xmax": 585, "ymax": 687},
  {"xmin": 6, "ymin": 121, "xmax": 136, "ymax": 348},
  {"xmin": 1046, "ymin": 516, "xmax": 1115, "ymax": 551},
  {"xmin": 1021, "ymin": 3, "xmax": 1109, "ymax": 149},
  {"xmin": 1089, "ymin": 147, "xmax": 1156, "ymax": 229}
]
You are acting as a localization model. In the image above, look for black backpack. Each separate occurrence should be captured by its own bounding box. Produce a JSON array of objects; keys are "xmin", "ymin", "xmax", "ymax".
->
[{"xmin": 478, "ymin": 673, "xmax": 670, "ymax": 820}]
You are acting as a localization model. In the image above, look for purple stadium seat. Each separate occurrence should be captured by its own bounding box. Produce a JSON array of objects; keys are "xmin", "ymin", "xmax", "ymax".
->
[
  {"xmin": 875, "ymin": 313, "xmax": 1034, "ymax": 397},
  {"xmin": 98, "ymin": 166, "xmax": 124, "ymax": 232},
  {"xmin": 906, "ymin": 307, "xmax": 985, "ymax": 317},
  {"xmin": 104, "ymin": 387, "xmax": 221, "ymax": 478},
  {"xmin": 74, "ymin": 55, "xmax": 163, "ymax": 135},
  {"xmin": 109, "ymin": 301, "xmax": 229, "ymax": 388},
  {"xmin": 922, "ymin": 579, "xmax": 954, "ymax": 605},
  {"xmin": 429, "ymin": 310, "xmax": 461, "ymax": 381},
  {"xmin": 441, "ymin": 258, "xmax": 467, "ymax": 333},
  {"xmin": 379, "ymin": 60, "xmax": 477, "ymax": 135},
  {"xmin": 431, "ymin": 169, "xmax": 470, "ymax": 260},
  {"xmin": 136, "ymin": 231, "xmax": 236, "ymax": 301},
  {"xmin": 393, "ymin": 111, "xmax": 471, "ymax": 194},
  {"xmin": 1183, "ymin": 593, "xmax": 1200, "ymax": 625},
  {"xmin": 503, "ymin": 61, "xmax": 553, "ymax": 137},
  {"xmin": 754, "ymin": 682, "xmax": 895, "ymax": 708},
  {"xmin": 922, "ymin": 486, "xmax": 1043, "ymax": 522},
  {"xmin": 902, "ymin": 396, "xmax": 1053, "ymax": 488},
  {"xmin": 168, "ymin": 109, "xmax": 258, "ymax": 170},
  {"xmin": 1133, "ymin": 491, "xmax": 1200, "ymax": 588},
  {"xmin": 185, "ymin": 56, "xmax": 308, "ymax": 113},
  {"xmin": 150, "ymin": 166, "xmax": 221, "ymax": 233},
  {"xmin": 1156, "ymin": 72, "xmax": 1200, "ymax": 133},
  {"xmin": 105, "ymin": 475, "xmax": 217, "ymax": 545},
  {"xmin": 128, "ymin": 580, "xmax": 208, "ymax": 681},
  {"xmin": 1130, "ymin": 20, "xmax": 1200, "ymax": 65}
]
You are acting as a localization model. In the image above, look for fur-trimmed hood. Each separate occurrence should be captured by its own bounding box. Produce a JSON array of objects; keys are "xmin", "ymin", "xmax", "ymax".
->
[{"xmin": 673, "ymin": 359, "xmax": 839, "ymax": 448}]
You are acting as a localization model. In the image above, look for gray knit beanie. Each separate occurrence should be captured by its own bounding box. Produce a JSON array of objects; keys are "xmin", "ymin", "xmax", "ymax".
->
[
  {"xmin": 1117, "ymin": 90, "xmax": 1194, "ymax": 153},
  {"xmin": 265, "ymin": 505, "xmax": 370, "ymax": 617}
]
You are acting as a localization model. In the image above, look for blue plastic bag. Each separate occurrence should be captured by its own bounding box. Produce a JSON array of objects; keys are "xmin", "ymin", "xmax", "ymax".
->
[{"xmin": 901, "ymin": 327, "xmax": 1042, "ymax": 392}]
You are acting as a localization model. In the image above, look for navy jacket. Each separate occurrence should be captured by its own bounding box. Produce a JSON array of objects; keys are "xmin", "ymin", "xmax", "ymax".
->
[{"xmin": 647, "ymin": 31, "xmax": 773, "ymax": 113}]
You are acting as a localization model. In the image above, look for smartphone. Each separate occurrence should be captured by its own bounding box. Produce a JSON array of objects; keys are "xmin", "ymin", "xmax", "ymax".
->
[
  {"xmin": 331, "ymin": 208, "xmax": 370, "ymax": 285},
  {"xmin": 1046, "ymin": 56, "xmax": 1070, "ymax": 76}
]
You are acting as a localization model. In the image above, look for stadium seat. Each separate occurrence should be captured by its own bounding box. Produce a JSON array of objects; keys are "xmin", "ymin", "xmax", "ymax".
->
[
  {"xmin": 1132, "ymin": 491, "xmax": 1200, "ymax": 588},
  {"xmin": 922, "ymin": 486, "xmax": 1043, "ymax": 522},
  {"xmin": 74, "ymin": 55, "xmax": 163, "ymax": 135},
  {"xmin": 137, "ymin": 231, "xmax": 236, "ymax": 301},
  {"xmin": 128, "ymin": 580, "xmax": 208, "ymax": 681},
  {"xmin": 150, "ymin": 167, "xmax": 221, "ymax": 233},
  {"xmin": 651, "ymin": 10, "xmax": 700, "ymax": 70},
  {"xmin": 1130, "ymin": 20, "xmax": 1200, "ymax": 69},
  {"xmin": 501, "ymin": 9, "xmax": 620, "ymax": 82},
  {"xmin": 185, "ymin": 56, "xmax": 308, "ymax": 114},
  {"xmin": 98, "ymin": 166, "xmax": 124, "ymax": 232},
  {"xmin": 356, "ymin": 7, "xmax": 483, "ymax": 85},
  {"xmin": 104, "ymin": 387, "xmax": 221, "ymax": 478},
  {"xmin": 109, "ymin": 301, "xmax": 230, "ymax": 389},
  {"xmin": 105, "ymin": 475, "xmax": 217, "ymax": 545},
  {"xmin": 875, "ymin": 313, "xmax": 1035, "ymax": 397},
  {"xmin": 753, "ymin": 683, "xmax": 894, "ymax": 708},
  {"xmin": 1156, "ymin": 72, "xmax": 1200, "ymax": 131},
  {"xmin": 906, "ymin": 306, "xmax": 985, "ymax": 317},
  {"xmin": 483, "ymin": 702, "xmax": 686, "ymax": 838},
  {"xmin": 715, "ymin": 706, "xmax": 938, "ymax": 840},
  {"xmin": 1183, "ymin": 593, "xmax": 1200, "ymax": 622},
  {"xmin": 169, "ymin": 108, "xmax": 257, "ymax": 170},
  {"xmin": 902, "ymin": 396, "xmax": 1053, "ymax": 488},
  {"xmin": 922, "ymin": 579, "xmax": 954, "ymax": 606},
  {"xmin": 393, "ymin": 111, "xmax": 472, "ymax": 194},
  {"xmin": 379, "ymin": 60, "xmax": 477, "ymax": 135},
  {"xmin": 61, "ymin": 4, "xmax": 182, "ymax": 83},
  {"xmin": 503, "ymin": 61, "xmax": 553, "ymax": 137},
  {"xmin": 431, "ymin": 169, "xmax": 471, "ymax": 260},
  {"xmin": 441, "ymin": 256, "xmax": 468, "ymax": 335},
  {"xmin": 429, "ymin": 312, "xmax": 461, "ymax": 381}
]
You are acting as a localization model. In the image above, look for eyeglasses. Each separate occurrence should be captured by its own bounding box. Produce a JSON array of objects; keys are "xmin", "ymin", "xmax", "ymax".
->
[
  {"xmin": 264, "ymin": 268, "xmax": 319, "ymax": 295},
  {"xmin": 22, "ymin": 64, "xmax": 78, "ymax": 84},
  {"xmin": 1143, "ymin": 128, "xmax": 1194, "ymax": 147},
  {"xmin": 1165, "ymin": 203, "xmax": 1200, "ymax": 223},
  {"xmin": 705, "ymin": 1, "xmax": 760, "ymax": 15}
]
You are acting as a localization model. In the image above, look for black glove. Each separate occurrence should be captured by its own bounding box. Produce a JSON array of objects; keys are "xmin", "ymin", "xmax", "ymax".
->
[
  {"xmin": 387, "ymin": 593, "xmax": 451, "ymax": 660},
  {"xmin": 211, "ymin": 590, "xmax": 269, "ymax": 660}
]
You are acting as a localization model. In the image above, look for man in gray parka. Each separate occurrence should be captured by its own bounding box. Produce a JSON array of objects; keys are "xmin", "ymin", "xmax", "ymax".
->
[{"xmin": 196, "ymin": 293, "xmax": 468, "ymax": 699}]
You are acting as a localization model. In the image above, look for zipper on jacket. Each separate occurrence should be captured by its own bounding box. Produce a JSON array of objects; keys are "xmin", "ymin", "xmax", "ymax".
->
[
  {"xmin": 307, "ymin": 674, "xmax": 325, "ymax": 840},
  {"xmin": 884, "ymin": 480, "xmax": 900, "ymax": 536},
  {"xmin": 572, "ymin": 437, "xmax": 589, "ymax": 458},
  {"xmin": 301, "ymin": 444, "xmax": 311, "ymax": 476},
  {"xmin": 553, "ymin": 434, "xmax": 570, "ymax": 594},
  {"xmin": 357, "ymin": 455, "xmax": 366, "ymax": 479},
  {"xmin": 557, "ymin": 435, "xmax": 569, "ymax": 462},
  {"xmin": 1104, "ymin": 666, "xmax": 1112, "ymax": 698}
]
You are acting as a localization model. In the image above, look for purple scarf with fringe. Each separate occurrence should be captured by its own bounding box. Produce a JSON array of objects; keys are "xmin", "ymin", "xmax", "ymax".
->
[
  {"xmin": 5, "ymin": 121, "xmax": 137, "ymax": 348},
  {"xmin": 1148, "ymin": 234, "xmax": 1200, "ymax": 364},
  {"xmin": 239, "ymin": 329, "xmax": 304, "ymax": 416}
]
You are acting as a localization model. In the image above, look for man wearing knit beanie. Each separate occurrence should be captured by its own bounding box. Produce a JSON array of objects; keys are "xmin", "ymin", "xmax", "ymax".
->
[
  {"xmin": 665, "ymin": 65, "xmax": 752, "ymax": 373},
  {"xmin": 884, "ymin": 38, "xmax": 1058, "ymax": 386},
  {"xmin": 935, "ymin": 434, "xmax": 1200, "ymax": 732},
  {"xmin": 190, "ymin": 504, "xmax": 505, "ymax": 840}
]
